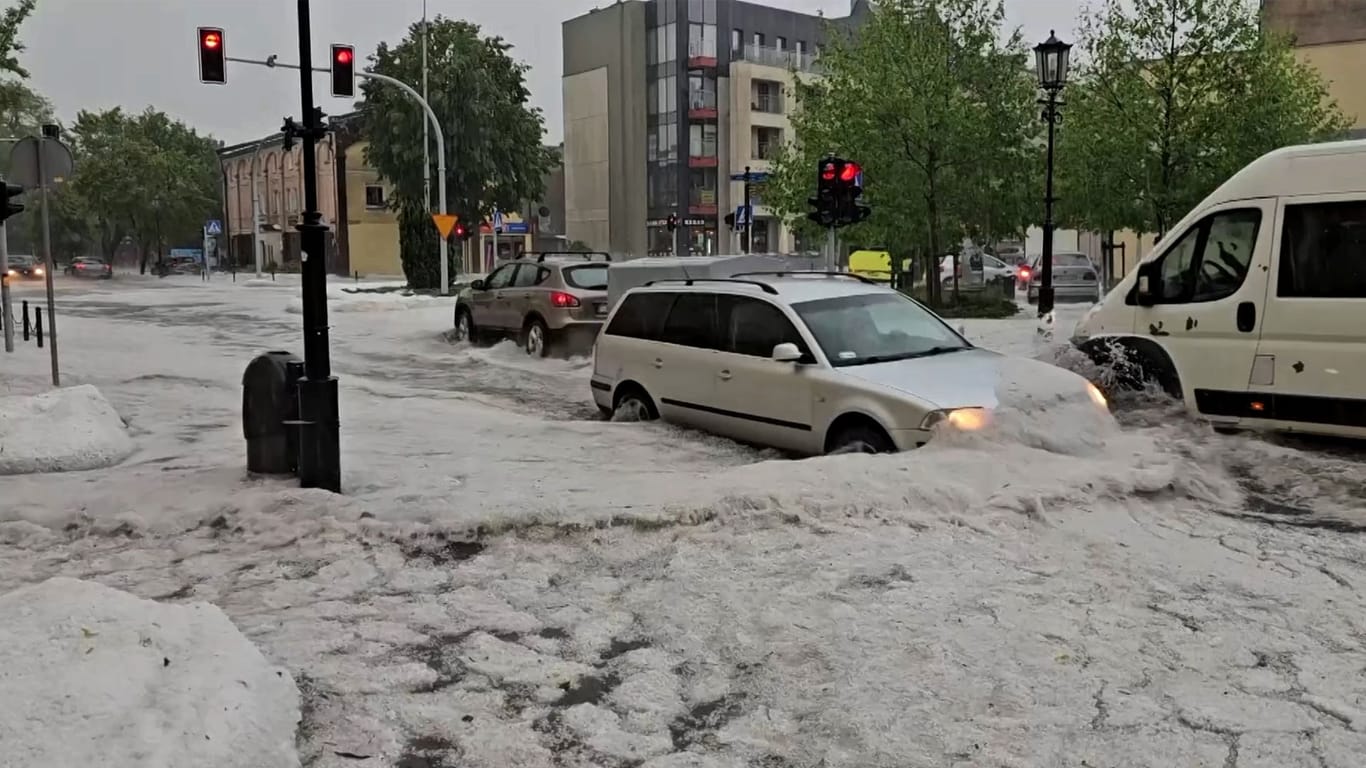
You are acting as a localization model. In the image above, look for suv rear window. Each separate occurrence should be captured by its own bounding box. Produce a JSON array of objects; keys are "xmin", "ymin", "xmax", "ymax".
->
[
  {"xmin": 563, "ymin": 265, "xmax": 608, "ymax": 290},
  {"xmin": 605, "ymin": 292, "xmax": 673, "ymax": 339}
]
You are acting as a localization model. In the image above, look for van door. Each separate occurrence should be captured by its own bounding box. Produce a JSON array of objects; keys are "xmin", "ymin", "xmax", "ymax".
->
[
  {"xmin": 1250, "ymin": 195, "xmax": 1366, "ymax": 435},
  {"xmin": 1130, "ymin": 200, "xmax": 1274, "ymax": 411}
]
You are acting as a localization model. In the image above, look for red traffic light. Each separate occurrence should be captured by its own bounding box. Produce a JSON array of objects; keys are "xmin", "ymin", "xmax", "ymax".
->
[
  {"xmin": 821, "ymin": 162, "xmax": 837, "ymax": 181},
  {"xmin": 840, "ymin": 162, "xmax": 861, "ymax": 183},
  {"xmin": 197, "ymin": 27, "xmax": 226, "ymax": 84},
  {"xmin": 335, "ymin": 48, "xmax": 352, "ymax": 64},
  {"xmin": 202, "ymin": 32, "xmax": 221, "ymax": 49}
]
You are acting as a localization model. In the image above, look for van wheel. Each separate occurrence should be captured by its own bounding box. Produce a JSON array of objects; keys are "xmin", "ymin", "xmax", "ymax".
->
[
  {"xmin": 523, "ymin": 317, "xmax": 551, "ymax": 358},
  {"xmin": 827, "ymin": 422, "xmax": 896, "ymax": 455},
  {"xmin": 612, "ymin": 385, "xmax": 658, "ymax": 422}
]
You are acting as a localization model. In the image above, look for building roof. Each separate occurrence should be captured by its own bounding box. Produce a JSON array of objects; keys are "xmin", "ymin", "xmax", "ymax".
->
[{"xmin": 217, "ymin": 110, "xmax": 363, "ymax": 160}]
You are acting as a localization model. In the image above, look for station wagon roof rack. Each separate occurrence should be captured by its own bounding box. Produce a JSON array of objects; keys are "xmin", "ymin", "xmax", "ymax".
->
[
  {"xmin": 730, "ymin": 270, "xmax": 876, "ymax": 284},
  {"xmin": 530, "ymin": 251, "xmax": 612, "ymax": 263},
  {"xmin": 640, "ymin": 277, "xmax": 779, "ymax": 294}
]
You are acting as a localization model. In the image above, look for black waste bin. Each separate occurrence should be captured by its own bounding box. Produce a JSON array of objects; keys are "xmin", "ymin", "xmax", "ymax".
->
[{"xmin": 242, "ymin": 351, "xmax": 303, "ymax": 475}]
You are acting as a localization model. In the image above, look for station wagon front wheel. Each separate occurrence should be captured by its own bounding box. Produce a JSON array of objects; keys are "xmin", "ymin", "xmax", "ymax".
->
[{"xmin": 453, "ymin": 308, "xmax": 475, "ymax": 344}]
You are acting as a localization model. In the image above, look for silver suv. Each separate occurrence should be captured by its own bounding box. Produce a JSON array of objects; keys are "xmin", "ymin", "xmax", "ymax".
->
[
  {"xmin": 453, "ymin": 253, "xmax": 611, "ymax": 356},
  {"xmin": 591, "ymin": 272, "xmax": 1109, "ymax": 454}
]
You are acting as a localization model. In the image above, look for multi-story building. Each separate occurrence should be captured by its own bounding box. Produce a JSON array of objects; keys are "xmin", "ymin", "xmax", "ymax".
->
[
  {"xmin": 1264, "ymin": 0, "xmax": 1366, "ymax": 138},
  {"xmin": 562, "ymin": 0, "xmax": 872, "ymax": 258}
]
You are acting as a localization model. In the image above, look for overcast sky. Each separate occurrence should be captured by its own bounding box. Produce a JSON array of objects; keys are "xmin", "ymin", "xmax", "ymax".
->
[{"xmin": 19, "ymin": 0, "xmax": 1083, "ymax": 147}]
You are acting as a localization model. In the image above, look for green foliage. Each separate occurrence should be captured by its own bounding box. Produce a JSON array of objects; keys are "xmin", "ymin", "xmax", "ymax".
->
[
  {"xmin": 566, "ymin": 239, "xmax": 591, "ymax": 252},
  {"xmin": 1057, "ymin": 0, "xmax": 1351, "ymax": 236},
  {"xmin": 397, "ymin": 199, "xmax": 455, "ymax": 289},
  {"xmin": 0, "ymin": 0, "xmax": 36, "ymax": 78},
  {"xmin": 767, "ymin": 0, "xmax": 1039, "ymax": 306},
  {"xmin": 64, "ymin": 108, "xmax": 222, "ymax": 266},
  {"xmin": 360, "ymin": 16, "xmax": 553, "ymax": 288}
]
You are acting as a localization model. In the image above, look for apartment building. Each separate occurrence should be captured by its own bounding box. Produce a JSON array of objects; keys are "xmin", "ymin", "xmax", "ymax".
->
[
  {"xmin": 562, "ymin": 0, "xmax": 871, "ymax": 257},
  {"xmin": 1264, "ymin": 0, "xmax": 1366, "ymax": 138}
]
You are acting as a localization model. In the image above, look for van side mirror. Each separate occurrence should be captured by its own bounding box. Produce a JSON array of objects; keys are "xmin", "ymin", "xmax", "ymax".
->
[
  {"xmin": 772, "ymin": 342, "xmax": 803, "ymax": 363},
  {"xmin": 1134, "ymin": 264, "xmax": 1157, "ymax": 306}
]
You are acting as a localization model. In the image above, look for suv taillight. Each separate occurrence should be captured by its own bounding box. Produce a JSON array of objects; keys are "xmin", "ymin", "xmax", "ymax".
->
[{"xmin": 550, "ymin": 291, "xmax": 580, "ymax": 308}]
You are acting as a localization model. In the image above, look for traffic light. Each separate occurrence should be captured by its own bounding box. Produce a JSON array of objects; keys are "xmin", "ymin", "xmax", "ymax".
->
[
  {"xmin": 197, "ymin": 27, "xmax": 226, "ymax": 84},
  {"xmin": 331, "ymin": 44, "xmax": 356, "ymax": 98},
  {"xmin": 1, "ymin": 182, "xmax": 23, "ymax": 222},
  {"xmin": 666, "ymin": 213, "xmax": 678, "ymax": 233},
  {"xmin": 807, "ymin": 156, "xmax": 870, "ymax": 228},
  {"xmin": 454, "ymin": 222, "xmax": 467, "ymax": 240}
]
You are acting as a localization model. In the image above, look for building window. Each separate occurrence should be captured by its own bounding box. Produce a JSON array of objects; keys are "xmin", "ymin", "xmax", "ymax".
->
[
  {"xmin": 703, "ymin": 0, "xmax": 716, "ymax": 24},
  {"xmin": 690, "ymin": 124, "xmax": 718, "ymax": 158},
  {"xmin": 656, "ymin": 23, "xmax": 677, "ymax": 62},
  {"xmin": 1279, "ymin": 200, "xmax": 1366, "ymax": 298},
  {"xmin": 688, "ymin": 23, "xmax": 716, "ymax": 58},
  {"xmin": 364, "ymin": 185, "xmax": 385, "ymax": 209},
  {"xmin": 688, "ymin": 73, "xmax": 716, "ymax": 110},
  {"xmin": 689, "ymin": 168, "xmax": 717, "ymax": 207},
  {"xmin": 731, "ymin": 28, "xmax": 742, "ymax": 53},
  {"xmin": 752, "ymin": 32, "xmax": 764, "ymax": 48},
  {"xmin": 754, "ymin": 80, "xmax": 782, "ymax": 113},
  {"xmin": 795, "ymin": 40, "xmax": 805, "ymax": 57},
  {"xmin": 656, "ymin": 75, "xmax": 677, "ymax": 117},
  {"xmin": 753, "ymin": 126, "xmax": 782, "ymax": 160},
  {"xmin": 287, "ymin": 189, "xmax": 298, "ymax": 212},
  {"xmin": 775, "ymin": 36, "xmax": 786, "ymax": 51},
  {"xmin": 654, "ymin": 123, "xmax": 678, "ymax": 161}
]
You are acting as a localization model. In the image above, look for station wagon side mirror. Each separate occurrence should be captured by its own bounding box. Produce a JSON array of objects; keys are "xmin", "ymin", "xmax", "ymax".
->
[
  {"xmin": 470, "ymin": 279, "xmax": 485, "ymax": 290},
  {"xmin": 772, "ymin": 342, "xmax": 803, "ymax": 363}
]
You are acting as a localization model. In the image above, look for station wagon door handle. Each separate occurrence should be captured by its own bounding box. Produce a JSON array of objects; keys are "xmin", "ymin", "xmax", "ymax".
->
[
  {"xmin": 718, "ymin": 369, "xmax": 732, "ymax": 380},
  {"xmin": 1236, "ymin": 301, "xmax": 1256, "ymax": 333},
  {"xmin": 653, "ymin": 358, "xmax": 664, "ymax": 369}
]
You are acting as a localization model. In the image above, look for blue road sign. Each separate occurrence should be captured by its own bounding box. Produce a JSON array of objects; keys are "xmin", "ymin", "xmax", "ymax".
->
[
  {"xmin": 204, "ymin": 219, "xmax": 223, "ymax": 236},
  {"xmin": 492, "ymin": 209, "xmax": 504, "ymax": 233},
  {"xmin": 729, "ymin": 170, "xmax": 770, "ymax": 183},
  {"xmin": 734, "ymin": 205, "xmax": 752, "ymax": 226}
]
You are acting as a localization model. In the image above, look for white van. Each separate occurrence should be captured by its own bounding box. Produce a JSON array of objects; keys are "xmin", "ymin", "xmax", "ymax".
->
[{"xmin": 1072, "ymin": 139, "xmax": 1366, "ymax": 439}]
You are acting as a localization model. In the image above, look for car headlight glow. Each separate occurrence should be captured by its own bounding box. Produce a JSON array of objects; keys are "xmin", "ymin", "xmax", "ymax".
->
[
  {"xmin": 33, "ymin": 267, "xmax": 42, "ymax": 275},
  {"xmin": 921, "ymin": 407, "xmax": 990, "ymax": 431},
  {"xmin": 1086, "ymin": 382, "xmax": 1108, "ymax": 409}
]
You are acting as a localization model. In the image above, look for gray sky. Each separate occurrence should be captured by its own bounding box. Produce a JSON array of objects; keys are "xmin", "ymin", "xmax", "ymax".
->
[{"xmin": 19, "ymin": 0, "xmax": 1083, "ymax": 146}]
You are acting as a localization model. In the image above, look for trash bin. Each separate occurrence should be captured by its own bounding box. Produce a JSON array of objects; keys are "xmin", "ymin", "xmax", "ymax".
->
[{"xmin": 242, "ymin": 351, "xmax": 303, "ymax": 475}]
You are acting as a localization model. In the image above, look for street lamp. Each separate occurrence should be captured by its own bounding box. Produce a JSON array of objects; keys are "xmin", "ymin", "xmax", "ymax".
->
[{"xmin": 1034, "ymin": 29, "xmax": 1071, "ymax": 318}]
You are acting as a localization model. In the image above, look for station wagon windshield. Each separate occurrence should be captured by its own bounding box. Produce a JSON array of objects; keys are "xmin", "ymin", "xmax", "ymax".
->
[{"xmin": 793, "ymin": 292, "xmax": 971, "ymax": 367}]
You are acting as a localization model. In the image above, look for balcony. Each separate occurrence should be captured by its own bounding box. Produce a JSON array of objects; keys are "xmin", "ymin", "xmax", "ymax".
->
[
  {"xmin": 752, "ymin": 91, "xmax": 783, "ymax": 115},
  {"xmin": 688, "ymin": 90, "xmax": 718, "ymax": 120},
  {"xmin": 687, "ymin": 41, "xmax": 718, "ymax": 69},
  {"xmin": 739, "ymin": 43, "xmax": 821, "ymax": 73},
  {"xmin": 688, "ymin": 155, "xmax": 718, "ymax": 168},
  {"xmin": 688, "ymin": 188, "xmax": 718, "ymax": 216}
]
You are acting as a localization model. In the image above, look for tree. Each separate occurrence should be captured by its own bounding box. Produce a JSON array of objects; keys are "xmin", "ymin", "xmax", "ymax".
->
[
  {"xmin": 360, "ymin": 17, "xmax": 554, "ymax": 289},
  {"xmin": 66, "ymin": 108, "xmax": 222, "ymax": 270},
  {"xmin": 767, "ymin": 0, "xmax": 1039, "ymax": 305},
  {"xmin": 1057, "ymin": 0, "xmax": 1351, "ymax": 238}
]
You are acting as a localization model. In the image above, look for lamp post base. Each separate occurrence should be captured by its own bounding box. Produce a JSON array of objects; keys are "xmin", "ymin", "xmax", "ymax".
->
[
  {"xmin": 296, "ymin": 375, "xmax": 341, "ymax": 492},
  {"xmin": 1036, "ymin": 286, "xmax": 1055, "ymax": 318}
]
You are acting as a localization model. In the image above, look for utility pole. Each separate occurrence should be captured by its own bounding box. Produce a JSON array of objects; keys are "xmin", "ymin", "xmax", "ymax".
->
[
  {"xmin": 37, "ymin": 126, "xmax": 59, "ymax": 385},
  {"xmin": 742, "ymin": 165, "xmax": 753, "ymax": 254},
  {"xmin": 422, "ymin": 0, "xmax": 430, "ymax": 236},
  {"xmin": 251, "ymin": 140, "xmax": 265, "ymax": 277},
  {"xmin": 286, "ymin": 0, "xmax": 341, "ymax": 492}
]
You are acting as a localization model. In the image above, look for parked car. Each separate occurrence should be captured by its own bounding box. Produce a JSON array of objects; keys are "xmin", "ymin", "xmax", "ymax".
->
[
  {"xmin": 591, "ymin": 272, "xmax": 1108, "ymax": 454},
  {"xmin": 452, "ymin": 252, "xmax": 611, "ymax": 356},
  {"xmin": 1020, "ymin": 252, "xmax": 1101, "ymax": 304},
  {"xmin": 65, "ymin": 257, "xmax": 112, "ymax": 279},
  {"xmin": 939, "ymin": 252, "xmax": 1015, "ymax": 291},
  {"xmin": 1073, "ymin": 138, "xmax": 1366, "ymax": 440},
  {"xmin": 4, "ymin": 254, "xmax": 43, "ymax": 280}
]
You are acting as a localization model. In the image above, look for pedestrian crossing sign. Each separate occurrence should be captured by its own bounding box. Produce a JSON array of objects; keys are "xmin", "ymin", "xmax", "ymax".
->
[{"xmin": 204, "ymin": 219, "xmax": 223, "ymax": 236}]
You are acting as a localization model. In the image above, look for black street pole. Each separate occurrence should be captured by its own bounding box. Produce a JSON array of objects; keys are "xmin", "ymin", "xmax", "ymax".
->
[
  {"xmin": 292, "ymin": 0, "xmax": 341, "ymax": 492},
  {"xmin": 742, "ymin": 166, "xmax": 752, "ymax": 254},
  {"xmin": 1038, "ymin": 89, "xmax": 1059, "ymax": 318}
]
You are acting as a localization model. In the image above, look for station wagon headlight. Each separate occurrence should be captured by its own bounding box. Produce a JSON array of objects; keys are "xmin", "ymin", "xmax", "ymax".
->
[
  {"xmin": 921, "ymin": 407, "xmax": 990, "ymax": 431},
  {"xmin": 1086, "ymin": 382, "xmax": 1108, "ymax": 410}
]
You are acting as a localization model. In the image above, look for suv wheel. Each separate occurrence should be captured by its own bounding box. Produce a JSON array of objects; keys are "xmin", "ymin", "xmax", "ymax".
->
[
  {"xmin": 827, "ymin": 422, "xmax": 896, "ymax": 454},
  {"xmin": 523, "ymin": 317, "xmax": 550, "ymax": 358},
  {"xmin": 453, "ymin": 307, "xmax": 476, "ymax": 344}
]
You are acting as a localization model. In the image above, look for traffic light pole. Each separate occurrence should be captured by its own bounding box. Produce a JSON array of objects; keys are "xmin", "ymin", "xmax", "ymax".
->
[
  {"xmin": 0, "ymin": 220, "xmax": 11, "ymax": 353},
  {"xmin": 826, "ymin": 226, "xmax": 837, "ymax": 272},
  {"xmin": 226, "ymin": 56, "xmax": 451, "ymax": 294},
  {"xmin": 290, "ymin": 0, "xmax": 341, "ymax": 492},
  {"xmin": 742, "ymin": 166, "xmax": 752, "ymax": 254}
]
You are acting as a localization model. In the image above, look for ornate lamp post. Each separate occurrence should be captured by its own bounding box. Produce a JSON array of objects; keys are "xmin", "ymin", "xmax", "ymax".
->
[{"xmin": 1033, "ymin": 30, "xmax": 1072, "ymax": 317}]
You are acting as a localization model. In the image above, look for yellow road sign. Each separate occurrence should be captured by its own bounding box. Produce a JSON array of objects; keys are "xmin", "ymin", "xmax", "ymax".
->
[{"xmin": 431, "ymin": 213, "xmax": 458, "ymax": 239}]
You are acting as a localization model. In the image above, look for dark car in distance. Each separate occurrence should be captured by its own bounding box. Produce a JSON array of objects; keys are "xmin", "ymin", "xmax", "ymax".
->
[{"xmin": 5, "ymin": 254, "xmax": 44, "ymax": 280}]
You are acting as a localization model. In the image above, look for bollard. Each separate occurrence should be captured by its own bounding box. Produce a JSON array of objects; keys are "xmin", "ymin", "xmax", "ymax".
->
[
  {"xmin": 21, "ymin": 300, "xmax": 29, "ymax": 341},
  {"xmin": 353, "ymin": 270, "xmax": 358, "ymax": 283},
  {"xmin": 34, "ymin": 306, "xmax": 42, "ymax": 348}
]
